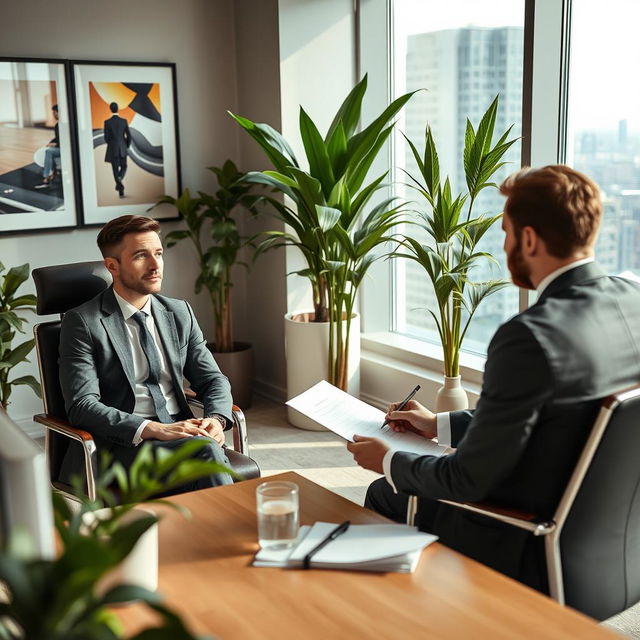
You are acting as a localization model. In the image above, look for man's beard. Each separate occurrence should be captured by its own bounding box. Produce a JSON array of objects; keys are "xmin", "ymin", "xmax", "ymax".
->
[
  {"xmin": 507, "ymin": 239, "xmax": 534, "ymax": 290},
  {"xmin": 120, "ymin": 270, "xmax": 162, "ymax": 295}
]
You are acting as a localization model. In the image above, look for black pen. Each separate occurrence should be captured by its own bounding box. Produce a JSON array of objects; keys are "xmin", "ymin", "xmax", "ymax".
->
[
  {"xmin": 380, "ymin": 384, "xmax": 421, "ymax": 429},
  {"xmin": 303, "ymin": 520, "xmax": 350, "ymax": 569}
]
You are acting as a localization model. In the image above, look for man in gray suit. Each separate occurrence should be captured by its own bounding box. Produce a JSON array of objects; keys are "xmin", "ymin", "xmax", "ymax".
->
[
  {"xmin": 348, "ymin": 165, "xmax": 640, "ymax": 591},
  {"xmin": 103, "ymin": 102, "xmax": 131, "ymax": 198},
  {"xmin": 60, "ymin": 214, "xmax": 233, "ymax": 493}
]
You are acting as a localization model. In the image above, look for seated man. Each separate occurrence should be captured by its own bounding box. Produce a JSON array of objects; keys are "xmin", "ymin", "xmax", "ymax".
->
[
  {"xmin": 59, "ymin": 214, "xmax": 233, "ymax": 493},
  {"xmin": 348, "ymin": 165, "xmax": 640, "ymax": 592},
  {"xmin": 35, "ymin": 104, "xmax": 61, "ymax": 189}
]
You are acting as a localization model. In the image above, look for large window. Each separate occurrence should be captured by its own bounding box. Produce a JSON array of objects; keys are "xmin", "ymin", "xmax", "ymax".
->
[
  {"xmin": 389, "ymin": 0, "xmax": 525, "ymax": 355},
  {"xmin": 566, "ymin": 0, "xmax": 640, "ymax": 279}
]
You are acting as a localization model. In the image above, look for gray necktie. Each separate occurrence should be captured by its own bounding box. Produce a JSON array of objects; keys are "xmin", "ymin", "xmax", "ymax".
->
[{"xmin": 132, "ymin": 310, "xmax": 174, "ymax": 424}]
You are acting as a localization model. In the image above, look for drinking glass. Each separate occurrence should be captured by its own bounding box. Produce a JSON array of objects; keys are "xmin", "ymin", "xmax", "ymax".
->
[{"xmin": 256, "ymin": 481, "xmax": 299, "ymax": 550}]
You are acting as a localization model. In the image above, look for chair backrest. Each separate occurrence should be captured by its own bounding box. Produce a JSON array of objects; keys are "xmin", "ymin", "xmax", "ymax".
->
[
  {"xmin": 32, "ymin": 261, "xmax": 111, "ymax": 484},
  {"xmin": 560, "ymin": 386, "xmax": 640, "ymax": 620}
]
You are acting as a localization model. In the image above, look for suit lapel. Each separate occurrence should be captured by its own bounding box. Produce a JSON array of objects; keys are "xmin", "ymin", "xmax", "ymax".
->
[
  {"xmin": 150, "ymin": 296, "xmax": 182, "ymax": 390},
  {"xmin": 100, "ymin": 288, "xmax": 136, "ymax": 392}
]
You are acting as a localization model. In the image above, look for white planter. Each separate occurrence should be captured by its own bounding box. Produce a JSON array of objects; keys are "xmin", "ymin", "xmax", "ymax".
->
[
  {"xmin": 435, "ymin": 375, "xmax": 469, "ymax": 412},
  {"xmin": 83, "ymin": 506, "xmax": 158, "ymax": 596},
  {"xmin": 285, "ymin": 311, "xmax": 360, "ymax": 430}
]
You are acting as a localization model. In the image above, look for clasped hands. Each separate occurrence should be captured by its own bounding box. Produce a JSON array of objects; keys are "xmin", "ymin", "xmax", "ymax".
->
[
  {"xmin": 143, "ymin": 416, "xmax": 226, "ymax": 445},
  {"xmin": 346, "ymin": 400, "xmax": 436, "ymax": 474}
]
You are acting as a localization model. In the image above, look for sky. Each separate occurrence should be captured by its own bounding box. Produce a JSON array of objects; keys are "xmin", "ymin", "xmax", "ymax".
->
[{"xmin": 393, "ymin": 0, "xmax": 640, "ymax": 132}]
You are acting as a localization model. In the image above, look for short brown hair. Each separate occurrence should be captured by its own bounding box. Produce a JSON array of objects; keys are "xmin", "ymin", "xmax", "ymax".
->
[
  {"xmin": 97, "ymin": 215, "xmax": 161, "ymax": 257},
  {"xmin": 499, "ymin": 165, "xmax": 602, "ymax": 258}
]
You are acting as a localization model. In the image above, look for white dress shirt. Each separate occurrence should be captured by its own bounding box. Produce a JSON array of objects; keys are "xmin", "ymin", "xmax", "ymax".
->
[
  {"xmin": 113, "ymin": 291, "xmax": 181, "ymax": 445},
  {"xmin": 381, "ymin": 257, "xmax": 595, "ymax": 492}
]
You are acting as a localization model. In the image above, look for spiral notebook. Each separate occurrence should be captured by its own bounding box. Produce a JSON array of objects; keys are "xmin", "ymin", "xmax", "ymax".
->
[{"xmin": 253, "ymin": 522, "xmax": 438, "ymax": 572}]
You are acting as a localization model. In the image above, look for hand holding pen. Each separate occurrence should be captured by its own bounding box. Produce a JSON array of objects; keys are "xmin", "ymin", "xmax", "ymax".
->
[{"xmin": 380, "ymin": 384, "xmax": 421, "ymax": 429}]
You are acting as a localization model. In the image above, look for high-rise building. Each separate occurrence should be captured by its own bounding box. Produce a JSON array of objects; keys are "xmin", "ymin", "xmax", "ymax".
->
[{"xmin": 398, "ymin": 26, "xmax": 524, "ymax": 354}]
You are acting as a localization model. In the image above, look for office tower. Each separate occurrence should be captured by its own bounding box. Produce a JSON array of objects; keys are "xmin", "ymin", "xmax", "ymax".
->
[{"xmin": 399, "ymin": 26, "xmax": 523, "ymax": 353}]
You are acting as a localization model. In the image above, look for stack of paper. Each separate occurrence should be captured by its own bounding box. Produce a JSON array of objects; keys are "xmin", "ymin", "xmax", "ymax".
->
[{"xmin": 254, "ymin": 522, "xmax": 438, "ymax": 573}]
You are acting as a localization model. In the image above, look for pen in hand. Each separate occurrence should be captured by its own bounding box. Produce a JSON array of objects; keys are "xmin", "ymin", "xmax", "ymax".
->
[
  {"xmin": 303, "ymin": 520, "xmax": 350, "ymax": 569},
  {"xmin": 380, "ymin": 384, "xmax": 421, "ymax": 429}
]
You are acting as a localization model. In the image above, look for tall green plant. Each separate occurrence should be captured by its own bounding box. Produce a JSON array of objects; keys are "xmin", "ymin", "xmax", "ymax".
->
[
  {"xmin": 230, "ymin": 75, "xmax": 414, "ymax": 389},
  {"xmin": 398, "ymin": 96, "xmax": 517, "ymax": 377},
  {"xmin": 154, "ymin": 161, "xmax": 260, "ymax": 353},
  {"xmin": 0, "ymin": 262, "xmax": 41, "ymax": 410}
]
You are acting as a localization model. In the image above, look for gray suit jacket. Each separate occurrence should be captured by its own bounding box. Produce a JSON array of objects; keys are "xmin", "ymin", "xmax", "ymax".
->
[
  {"xmin": 59, "ymin": 287, "xmax": 232, "ymax": 449},
  {"xmin": 390, "ymin": 262, "xmax": 640, "ymax": 588}
]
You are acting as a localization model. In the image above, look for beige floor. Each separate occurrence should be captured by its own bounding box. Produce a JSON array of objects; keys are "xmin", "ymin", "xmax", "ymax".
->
[{"xmin": 236, "ymin": 394, "xmax": 379, "ymax": 505}]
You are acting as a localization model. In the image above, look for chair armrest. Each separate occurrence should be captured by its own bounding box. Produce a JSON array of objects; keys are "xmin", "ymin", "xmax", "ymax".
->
[
  {"xmin": 437, "ymin": 498, "xmax": 555, "ymax": 536},
  {"xmin": 34, "ymin": 413, "xmax": 98, "ymax": 501}
]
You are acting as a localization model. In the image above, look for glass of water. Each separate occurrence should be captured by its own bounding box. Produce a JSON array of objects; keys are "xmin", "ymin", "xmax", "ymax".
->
[{"xmin": 256, "ymin": 481, "xmax": 299, "ymax": 550}]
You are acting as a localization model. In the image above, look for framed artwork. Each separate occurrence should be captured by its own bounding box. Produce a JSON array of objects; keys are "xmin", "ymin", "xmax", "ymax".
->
[
  {"xmin": 70, "ymin": 61, "xmax": 181, "ymax": 226},
  {"xmin": 0, "ymin": 57, "xmax": 79, "ymax": 234}
]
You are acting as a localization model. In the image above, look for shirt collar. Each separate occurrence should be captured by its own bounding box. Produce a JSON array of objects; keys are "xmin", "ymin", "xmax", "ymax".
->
[
  {"xmin": 113, "ymin": 289, "xmax": 152, "ymax": 320},
  {"xmin": 536, "ymin": 257, "xmax": 595, "ymax": 297}
]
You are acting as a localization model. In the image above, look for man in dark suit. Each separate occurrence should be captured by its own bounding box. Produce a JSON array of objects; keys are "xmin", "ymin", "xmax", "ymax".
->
[
  {"xmin": 103, "ymin": 102, "xmax": 131, "ymax": 197},
  {"xmin": 348, "ymin": 165, "xmax": 640, "ymax": 591},
  {"xmin": 59, "ymin": 215, "xmax": 233, "ymax": 493}
]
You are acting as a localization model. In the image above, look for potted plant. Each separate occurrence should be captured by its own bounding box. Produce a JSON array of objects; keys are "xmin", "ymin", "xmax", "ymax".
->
[
  {"xmin": 154, "ymin": 160, "xmax": 260, "ymax": 408},
  {"xmin": 0, "ymin": 439, "xmax": 229, "ymax": 639},
  {"xmin": 0, "ymin": 262, "xmax": 41, "ymax": 410},
  {"xmin": 230, "ymin": 75, "xmax": 413, "ymax": 428},
  {"xmin": 397, "ymin": 96, "xmax": 517, "ymax": 411}
]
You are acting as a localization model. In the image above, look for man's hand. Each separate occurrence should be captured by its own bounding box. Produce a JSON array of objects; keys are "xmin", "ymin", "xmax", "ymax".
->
[
  {"xmin": 142, "ymin": 419, "xmax": 212, "ymax": 442},
  {"xmin": 197, "ymin": 417, "xmax": 225, "ymax": 445},
  {"xmin": 385, "ymin": 400, "xmax": 437, "ymax": 439},
  {"xmin": 346, "ymin": 435, "xmax": 390, "ymax": 474}
]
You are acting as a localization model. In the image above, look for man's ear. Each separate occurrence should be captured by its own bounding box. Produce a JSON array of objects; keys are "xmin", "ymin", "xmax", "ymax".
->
[
  {"xmin": 104, "ymin": 257, "xmax": 118, "ymax": 277},
  {"xmin": 521, "ymin": 226, "xmax": 539, "ymax": 257}
]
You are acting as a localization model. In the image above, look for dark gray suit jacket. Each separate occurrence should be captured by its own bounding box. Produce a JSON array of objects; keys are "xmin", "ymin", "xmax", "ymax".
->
[
  {"xmin": 390, "ymin": 262, "xmax": 640, "ymax": 588},
  {"xmin": 59, "ymin": 287, "xmax": 232, "ymax": 450},
  {"xmin": 103, "ymin": 115, "xmax": 131, "ymax": 162}
]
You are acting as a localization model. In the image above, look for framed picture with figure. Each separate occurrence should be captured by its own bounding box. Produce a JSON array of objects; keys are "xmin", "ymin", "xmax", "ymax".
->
[
  {"xmin": 70, "ymin": 60, "xmax": 181, "ymax": 226},
  {"xmin": 0, "ymin": 57, "xmax": 79, "ymax": 234}
]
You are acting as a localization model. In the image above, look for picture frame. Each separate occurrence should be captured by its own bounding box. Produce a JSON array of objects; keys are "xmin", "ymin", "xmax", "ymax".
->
[
  {"xmin": 70, "ymin": 60, "xmax": 181, "ymax": 226},
  {"xmin": 0, "ymin": 57, "xmax": 80, "ymax": 234}
]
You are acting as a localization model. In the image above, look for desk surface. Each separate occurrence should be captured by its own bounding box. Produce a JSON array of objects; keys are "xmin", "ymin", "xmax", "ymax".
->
[{"xmin": 118, "ymin": 472, "xmax": 616, "ymax": 639}]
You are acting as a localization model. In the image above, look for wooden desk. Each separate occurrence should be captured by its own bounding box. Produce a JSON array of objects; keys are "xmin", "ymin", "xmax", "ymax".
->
[{"xmin": 118, "ymin": 472, "xmax": 616, "ymax": 639}]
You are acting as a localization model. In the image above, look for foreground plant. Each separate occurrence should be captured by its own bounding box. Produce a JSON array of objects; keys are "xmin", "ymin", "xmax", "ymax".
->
[{"xmin": 0, "ymin": 440, "xmax": 231, "ymax": 639}]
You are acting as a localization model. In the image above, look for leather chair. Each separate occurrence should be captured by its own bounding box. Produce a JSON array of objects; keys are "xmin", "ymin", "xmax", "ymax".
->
[
  {"xmin": 416, "ymin": 386, "xmax": 640, "ymax": 620},
  {"xmin": 31, "ymin": 261, "xmax": 260, "ymax": 501}
]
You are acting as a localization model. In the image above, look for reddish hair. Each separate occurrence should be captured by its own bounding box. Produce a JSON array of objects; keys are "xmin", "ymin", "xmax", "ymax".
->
[{"xmin": 500, "ymin": 165, "xmax": 602, "ymax": 258}]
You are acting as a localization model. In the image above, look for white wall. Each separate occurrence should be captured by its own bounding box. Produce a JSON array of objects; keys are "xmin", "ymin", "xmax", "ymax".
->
[{"xmin": 0, "ymin": 0, "xmax": 245, "ymax": 432}]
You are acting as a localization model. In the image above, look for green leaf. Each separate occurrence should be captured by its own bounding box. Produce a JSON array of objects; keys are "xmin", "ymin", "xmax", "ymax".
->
[
  {"xmin": 325, "ymin": 74, "xmax": 368, "ymax": 142},
  {"xmin": 1, "ymin": 264, "xmax": 29, "ymax": 300},
  {"xmin": 8, "ymin": 375, "xmax": 41, "ymax": 398},
  {"xmin": 315, "ymin": 205, "xmax": 341, "ymax": 232},
  {"xmin": 299, "ymin": 107, "xmax": 335, "ymax": 198},
  {"xmin": 4, "ymin": 339, "xmax": 35, "ymax": 367}
]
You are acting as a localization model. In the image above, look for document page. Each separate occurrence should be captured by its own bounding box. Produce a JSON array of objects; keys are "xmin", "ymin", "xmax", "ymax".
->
[{"xmin": 286, "ymin": 381, "xmax": 446, "ymax": 457}]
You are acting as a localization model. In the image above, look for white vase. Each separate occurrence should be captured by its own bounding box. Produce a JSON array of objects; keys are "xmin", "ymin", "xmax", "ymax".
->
[
  {"xmin": 435, "ymin": 375, "xmax": 469, "ymax": 412},
  {"xmin": 285, "ymin": 311, "xmax": 360, "ymax": 430},
  {"xmin": 83, "ymin": 506, "xmax": 158, "ymax": 596}
]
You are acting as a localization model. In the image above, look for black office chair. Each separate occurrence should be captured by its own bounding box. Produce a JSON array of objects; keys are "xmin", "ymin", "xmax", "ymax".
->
[
  {"xmin": 421, "ymin": 386, "xmax": 640, "ymax": 620},
  {"xmin": 31, "ymin": 261, "xmax": 260, "ymax": 502}
]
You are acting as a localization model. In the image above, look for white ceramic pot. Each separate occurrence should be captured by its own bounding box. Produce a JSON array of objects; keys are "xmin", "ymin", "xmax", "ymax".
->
[
  {"xmin": 83, "ymin": 506, "xmax": 158, "ymax": 596},
  {"xmin": 435, "ymin": 375, "xmax": 469, "ymax": 413},
  {"xmin": 285, "ymin": 311, "xmax": 360, "ymax": 430}
]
